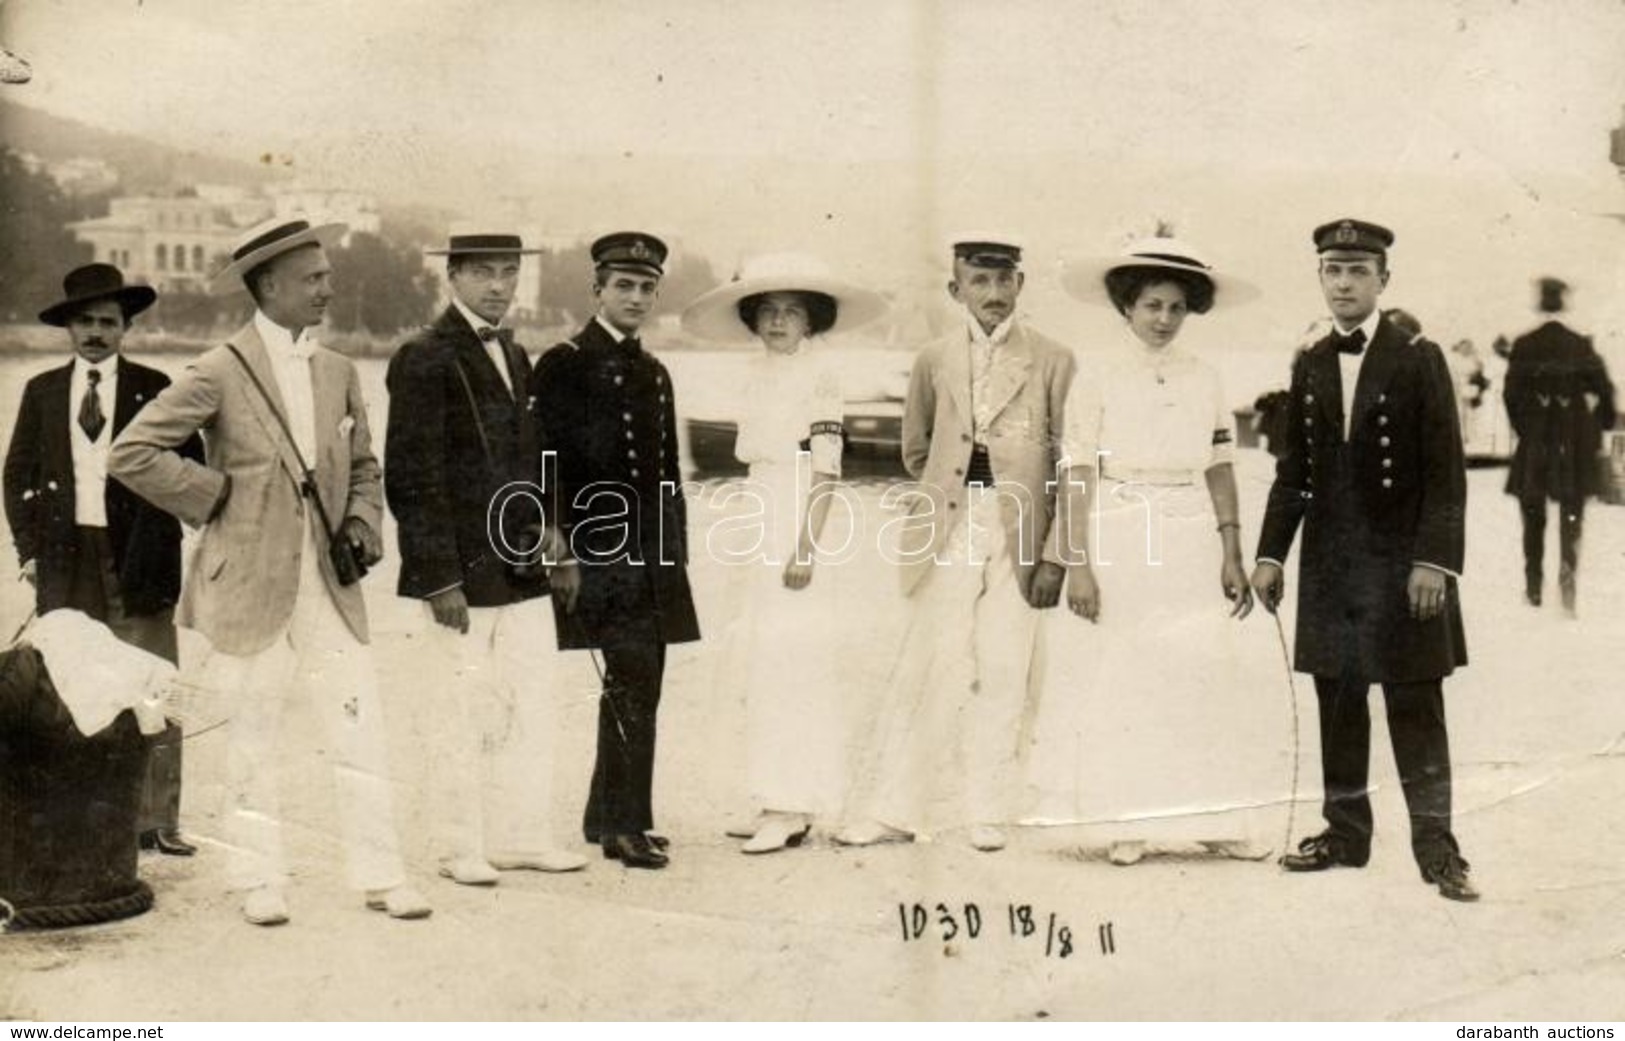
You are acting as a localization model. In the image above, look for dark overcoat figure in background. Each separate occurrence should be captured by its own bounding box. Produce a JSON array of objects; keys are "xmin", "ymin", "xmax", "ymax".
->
[
  {"xmin": 1251, "ymin": 219, "xmax": 1478, "ymax": 902},
  {"xmin": 1502, "ymin": 276, "xmax": 1617, "ymax": 614}
]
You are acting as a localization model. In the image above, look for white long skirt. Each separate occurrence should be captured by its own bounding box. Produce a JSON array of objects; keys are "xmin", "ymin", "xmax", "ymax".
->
[
  {"xmin": 718, "ymin": 460, "xmax": 847, "ymax": 818},
  {"xmin": 1027, "ymin": 480, "xmax": 1285, "ymax": 850}
]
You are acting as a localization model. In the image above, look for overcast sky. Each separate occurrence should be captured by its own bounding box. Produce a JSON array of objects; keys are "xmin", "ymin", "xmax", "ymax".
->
[{"xmin": 5, "ymin": 0, "xmax": 1625, "ymax": 350}]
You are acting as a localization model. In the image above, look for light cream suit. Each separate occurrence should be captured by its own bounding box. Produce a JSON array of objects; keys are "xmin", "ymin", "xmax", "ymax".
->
[
  {"xmin": 894, "ymin": 321, "xmax": 1075, "ymax": 592},
  {"xmin": 109, "ymin": 322, "xmax": 380, "ymax": 655},
  {"xmin": 109, "ymin": 319, "xmax": 406, "ymax": 892},
  {"xmin": 858, "ymin": 318, "xmax": 1075, "ymax": 831}
]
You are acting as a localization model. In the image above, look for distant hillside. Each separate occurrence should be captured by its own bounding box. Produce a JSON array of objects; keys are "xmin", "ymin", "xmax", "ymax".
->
[{"xmin": 0, "ymin": 97, "xmax": 282, "ymax": 193}]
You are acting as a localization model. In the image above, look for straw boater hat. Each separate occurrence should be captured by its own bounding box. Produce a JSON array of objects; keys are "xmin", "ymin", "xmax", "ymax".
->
[
  {"xmin": 423, "ymin": 232, "xmax": 543, "ymax": 257},
  {"xmin": 680, "ymin": 252, "xmax": 888, "ymax": 343},
  {"xmin": 38, "ymin": 263, "xmax": 157, "ymax": 326},
  {"xmin": 209, "ymin": 216, "xmax": 348, "ymax": 296},
  {"xmin": 1060, "ymin": 234, "xmax": 1259, "ymax": 308}
]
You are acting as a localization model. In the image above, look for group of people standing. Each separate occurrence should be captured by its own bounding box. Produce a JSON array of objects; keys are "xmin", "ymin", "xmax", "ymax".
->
[{"xmin": 12, "ymin": 209, "xmax": 1611, "ymax": 927}]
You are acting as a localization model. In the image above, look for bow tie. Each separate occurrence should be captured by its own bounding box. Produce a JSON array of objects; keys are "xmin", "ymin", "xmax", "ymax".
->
[
  {"xmin": 1331, "ymin": 328, "xmax": 1367, "ymax": 355},
  {"xmin": 477, "ymin": 326, "xmax": 513, "ymax": 347}
]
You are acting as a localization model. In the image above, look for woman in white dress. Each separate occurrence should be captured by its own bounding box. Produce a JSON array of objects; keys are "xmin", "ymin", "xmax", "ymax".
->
[
  {"xmin": 1043, "ymin": 235, "xmax": 1277, "ymax": 865},
  {"xmin": 680, "ymin": 254, "xmax": 886, "ymax": 854}
]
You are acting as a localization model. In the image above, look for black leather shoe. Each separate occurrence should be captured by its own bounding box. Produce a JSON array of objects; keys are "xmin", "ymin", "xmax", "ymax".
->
[
  {"xmin": 1422, "ymin": 856, "xmax": 1480, "ymax": 902},
  {"xmin": 587, "ymin": 830, "xmax": 669, "ymax": 850},
  {"xmin": 139, "ymin": 828, "xmax": 198, "ymax": 857},
  {"xmin": 1279, "ymin": 831, "xmax": 1368, "ymax": 871},
  {"xmin": 602, "ymin": 833, "xmax": 668, "ymax": 869}
]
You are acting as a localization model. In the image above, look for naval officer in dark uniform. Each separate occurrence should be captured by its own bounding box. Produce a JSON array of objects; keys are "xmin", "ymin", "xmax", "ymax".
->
[
  {"xmin": 1250, "ymin": 219, "xmax": 1477, "ymax": 902},
  {"xmin": 531, "ymin": 232, "xmax": 700, "ymax": 870}
]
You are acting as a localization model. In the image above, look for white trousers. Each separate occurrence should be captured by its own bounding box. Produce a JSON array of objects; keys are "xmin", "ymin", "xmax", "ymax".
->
[
  {"xmin": 419, "ymin": 596, "xmax": 562, "ymax": 861},
  {"xmin": 216, "ymin": 522, "xmax": 406, "ymax": 892},
  {"xmin": 859, "ymin": 494, "xmax": 1042, "ymax": 832}
]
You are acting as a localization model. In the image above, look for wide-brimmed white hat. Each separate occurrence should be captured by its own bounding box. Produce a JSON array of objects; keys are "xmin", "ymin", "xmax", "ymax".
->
[
  {"xmin": 1060, "ymin": 235, "xmax": 1259, "ymax": 309},
  {"xmin": 209, "ymin": 217, "xmax": 348, "ymax": 296},
  {"xmin": 680, "ymin": 252, "xmax": 888, "ymax": 343}
]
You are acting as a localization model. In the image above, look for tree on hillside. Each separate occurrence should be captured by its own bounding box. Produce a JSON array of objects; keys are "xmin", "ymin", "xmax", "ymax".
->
[
  {"xmin": 0, "ymin": 147, "xmax": 91, "ymax": 322},
  {"xmin": 327, "ymin": 231, "xmax": 439, "ymax": 336}
]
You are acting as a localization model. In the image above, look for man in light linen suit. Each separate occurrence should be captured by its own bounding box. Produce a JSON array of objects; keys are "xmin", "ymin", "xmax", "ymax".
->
[
  {"xmin": 838, "ymin": 237, "xmax": 1073, "ymax": 853},
  {"xmin": 109, "ymin": 217, "xmax": 430, "ymax": 927}
]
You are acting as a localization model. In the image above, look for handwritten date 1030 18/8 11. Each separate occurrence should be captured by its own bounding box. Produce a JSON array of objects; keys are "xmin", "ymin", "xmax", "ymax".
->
[{"xmin": 895, "ymin": 903, "xmax": 1118, "ymax": 959}]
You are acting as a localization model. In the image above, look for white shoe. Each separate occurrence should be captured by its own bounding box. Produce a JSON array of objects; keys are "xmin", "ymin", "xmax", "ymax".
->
[
  {"xmin": 969, "ymin": 826, "xmax": 1007, "ymax": 852},
  {"xmin": 438, "ymin": 858, "xmax": 500, "ymax": 886},
  {"xmin": 1108, "ymin": 841, "xmax": 1146, "ymax": 866},
  {"xmin": 488, "ymin": 850, "xmax": 590, "ymax": 873},
  {"xmin": 365, "ymin": 885, "xmax": 433, "ymax": 920},
  {"xmin": 833, "ymin": 820, "xmax": 913, "ymax": 847},
  {"xmin": 726, "ymin": 813, "xmax": 770, "ymax": 840},
  {"xmin": 242, "ymin": 886, "xmax": 289, "ymax": 927},
  {"xmin": 741, "ymin": 816, "xmax": 811, "ymax": 855}
]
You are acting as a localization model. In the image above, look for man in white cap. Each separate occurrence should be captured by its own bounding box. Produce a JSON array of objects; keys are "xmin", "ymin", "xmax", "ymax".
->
[
  {"xmin": 385, "ymin": 233, "xmax": 587, "ymax": 885},
  {"xmin": 838, "ymin": 236, "xmax": 1073, "ymax": 852},
  {"xmin": 109, "ymin": 217, "xmax": 431, "ymax": 926}
]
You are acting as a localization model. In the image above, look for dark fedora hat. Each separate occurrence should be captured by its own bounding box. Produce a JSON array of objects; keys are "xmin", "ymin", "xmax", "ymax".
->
[
  {"xmin": 38, "ymin": 264, "xmax": 158, "ymax": 327},
  {"xmin": 423, "ymin": 232, "xmax": 543, "ymax": 257}
]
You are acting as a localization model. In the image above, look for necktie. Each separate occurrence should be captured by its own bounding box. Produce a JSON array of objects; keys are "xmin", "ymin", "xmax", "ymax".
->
[
  {"xmin": 79, "ymin": 369, "xmax": 106, "ymax": 441},
  {"xmin": 477, "ymin": 326, "xmax": 515, "ymax": 393},
  {"xmin": 1332, "ymin": 328, "xmax": 1367, "ymax": 355},
  {"xmin": 476, "ymin": 326, "xmax": 513, "ymax": 348}
]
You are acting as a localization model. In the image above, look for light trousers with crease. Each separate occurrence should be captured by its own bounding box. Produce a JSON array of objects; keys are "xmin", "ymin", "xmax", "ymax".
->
[
  {"xmin": 419, "ymin": 595, "xmax": 562, "ymax": 861},
  {"xmin": 856, "ymin": 495, "xmax": 1042, "ymax": 833},
  {"xmin": 214, "ymin": 520, "xmax": 406, "ymax": 893}
]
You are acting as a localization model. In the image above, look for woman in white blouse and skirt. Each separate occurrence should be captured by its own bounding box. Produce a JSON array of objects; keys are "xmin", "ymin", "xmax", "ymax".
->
[
  {"xmin": 1038, "ymin": 235, "xmax": 1277, "ymax": 865},
  {"xmin": 681, "ymin": 254, "xmax": 886, "ymax": 854}
]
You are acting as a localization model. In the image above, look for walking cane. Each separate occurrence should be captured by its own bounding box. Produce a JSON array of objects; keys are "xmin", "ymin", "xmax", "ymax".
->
[{"xmin": 1268, "ymin": 605, "xmax": 1303, "ymax": 867}]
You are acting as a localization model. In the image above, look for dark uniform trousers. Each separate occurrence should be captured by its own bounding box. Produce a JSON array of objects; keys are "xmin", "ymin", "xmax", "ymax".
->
[
  {"xmin": 585, "ymin": 638, "xmax": 667, "ymax": 838},
  {"xmin": 1519, "ymin": 494, "xmax": 1583, "ymax": 587},
  {"xmin": 1310, "ymin": 457, "xmax": 1460, "ymax": 871},
  {"xmin": 1314, "ymin": 673, "xmax": 1455, "ymax": 868},
  {"xmin": 63, "ymin": 524, "xmax": 183, "ymax": 835}
]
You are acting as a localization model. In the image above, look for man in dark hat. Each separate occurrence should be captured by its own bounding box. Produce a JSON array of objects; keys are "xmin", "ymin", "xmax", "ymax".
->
[
  {"xmin": 3, "ymin": 263, "xmax": 202, "ymax": 857},
  {"xmin": 837, "ymin": 235, "xmax": 1072, "ymax": 853},
  {"xmin": 530, "ymin": 232, "xmax": 700, "ymax": 870},
  {"xmin": 1251, "ymin": 219, "xmax": 1477, "ymax": 901},
  {"xmin": 1502, "ymin": 276, "xmax": 1616, "ymax": 615},
  {"xmin": 385, "ymin": 232, "xmax": 587, "ymax": 885},
  {"xmin": 110, "ymin": 217, "xmax": 430, "ymax": 925}
]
